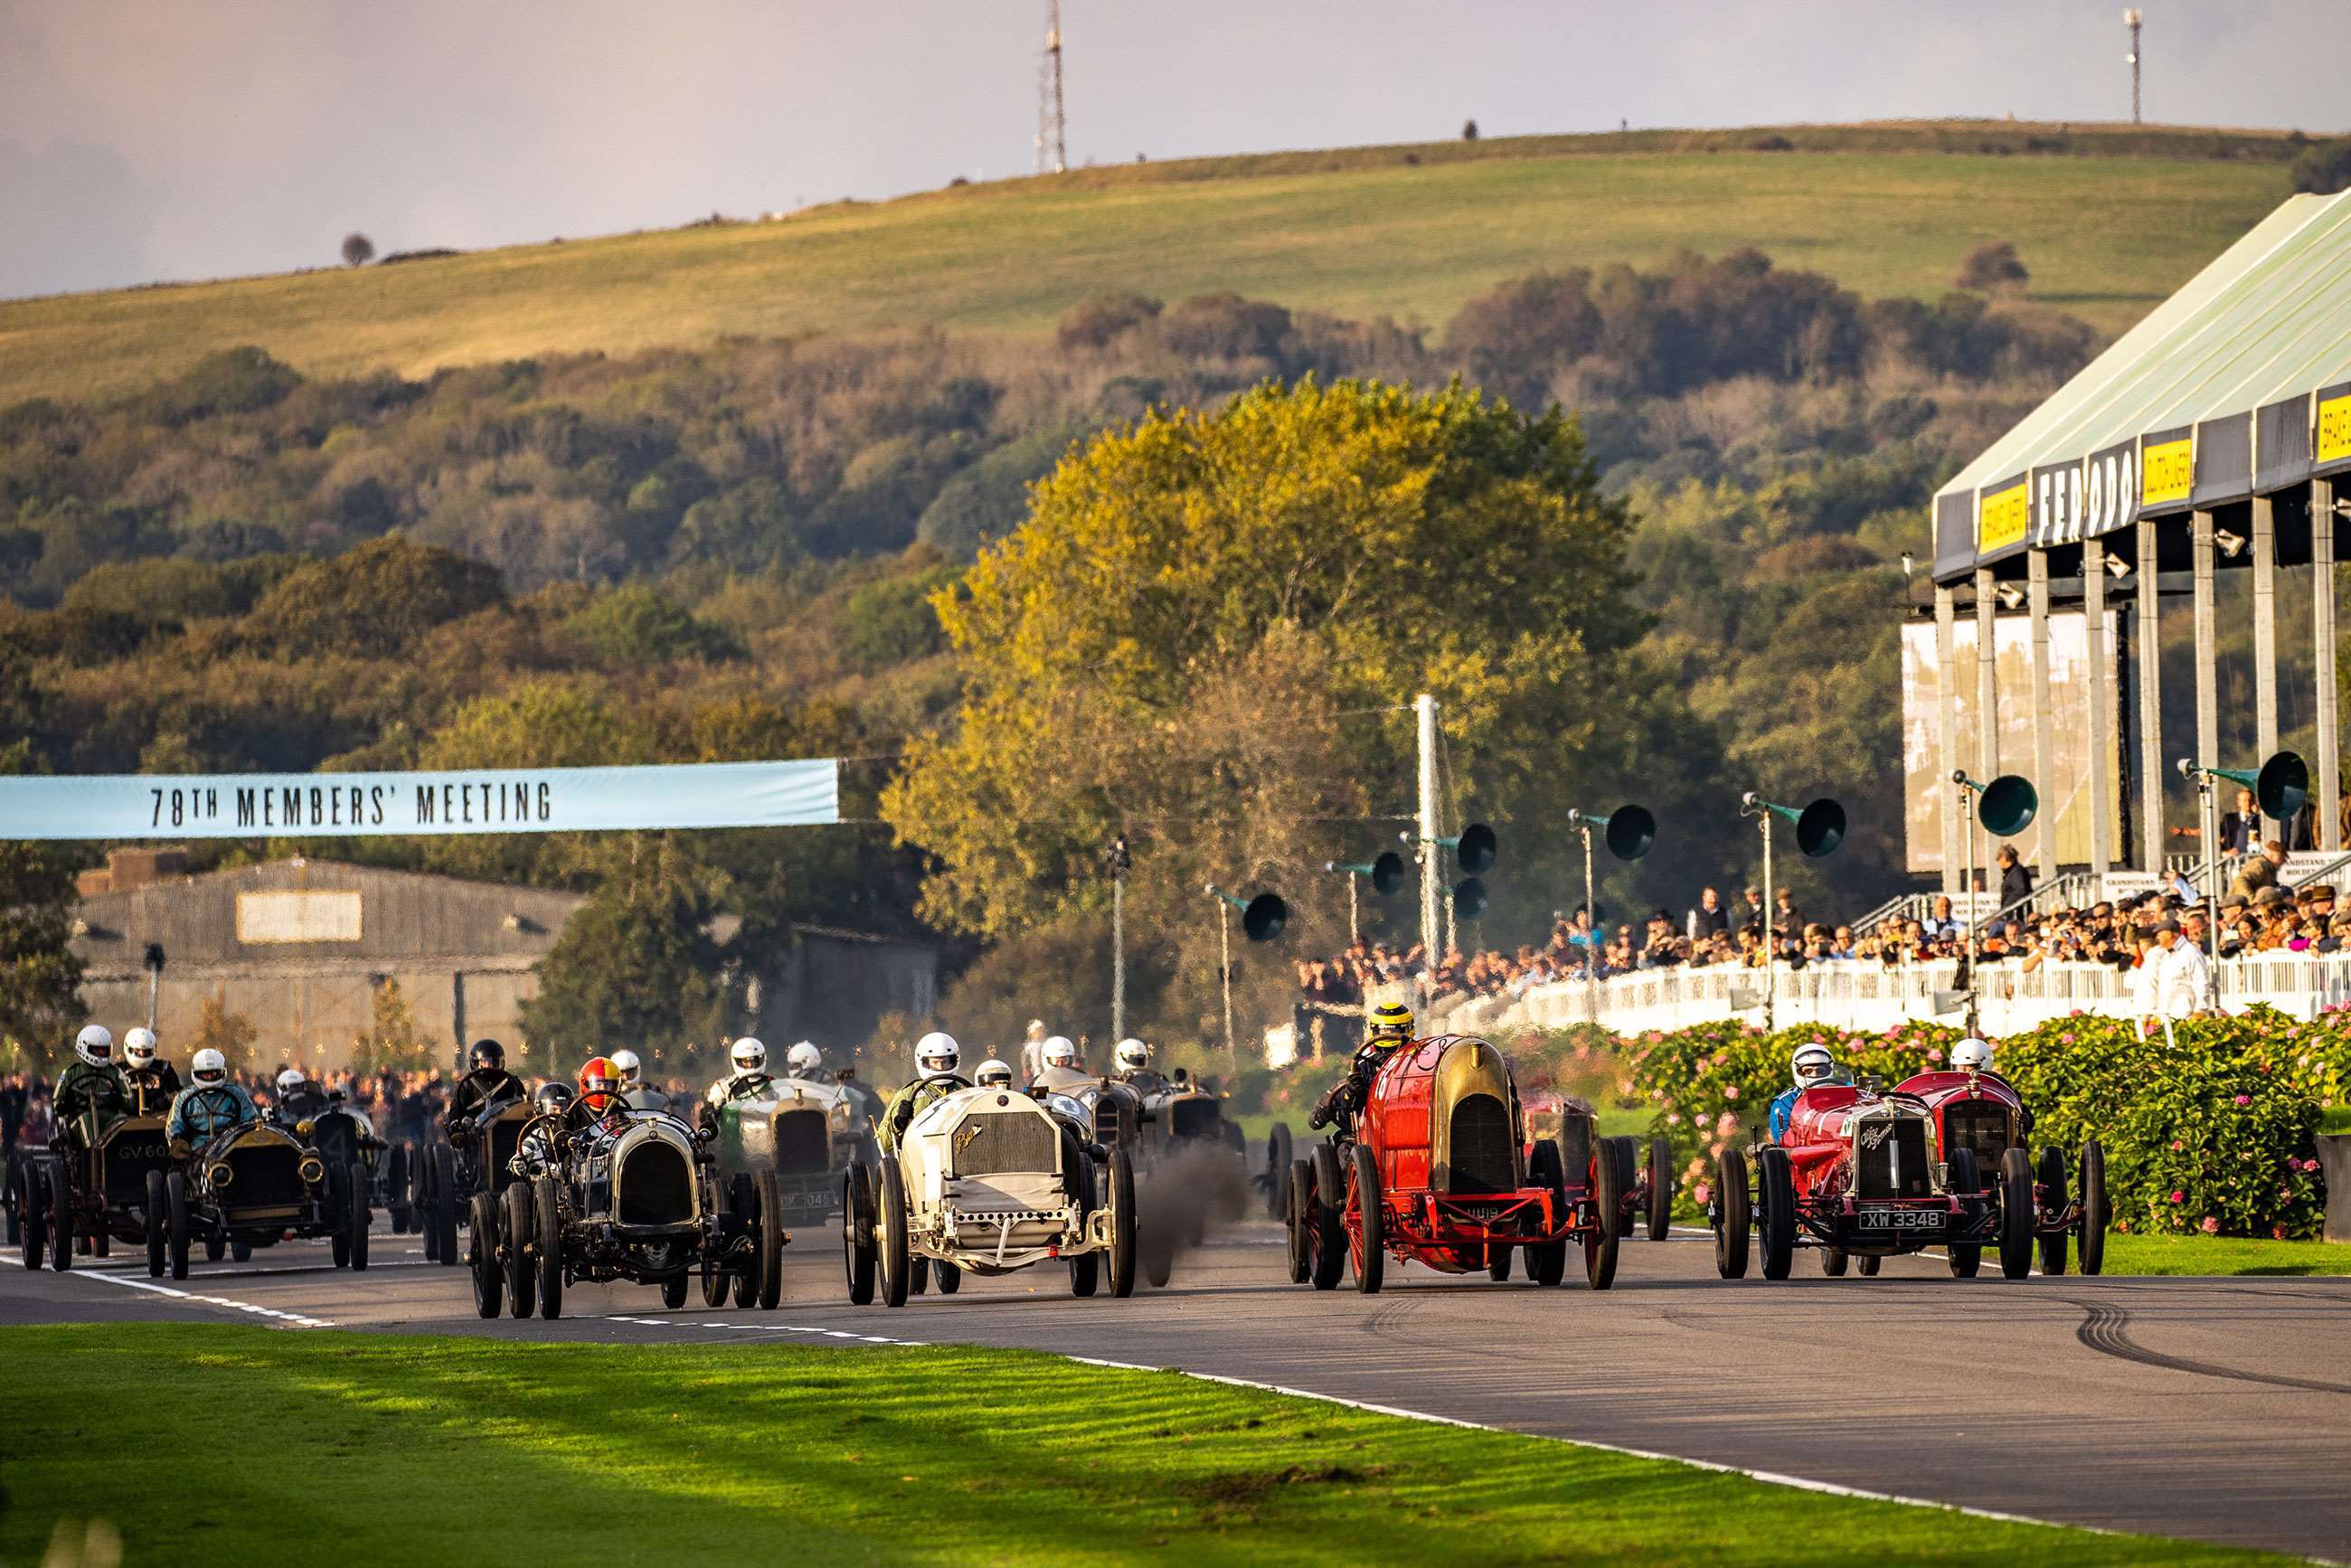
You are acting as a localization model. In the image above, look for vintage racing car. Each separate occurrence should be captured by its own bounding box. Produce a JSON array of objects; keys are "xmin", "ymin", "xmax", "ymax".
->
[
  {"xmin": 293, "ymin": 1096, "xmax": 409, "ymax": 1259},
  {"xmin": 1895, "ymin": 1063, "xmax": 2106, "ymax": 1278},
  {"xmin": 1285, "ymin": 1034, "xmax": 1634, "ymax": 1294},
  {"xmin": 845, "ymin": 1082, "xmax": 1138, "ymax": 1307},
  {"xmin": 157, "ymin": 1116, "xmax": 371, "ymax": 1280},
  {"xmin": 416, "ymin": 1090, "xmax": 534, "ymax": 1268},
  {"xmin": 1711, "ymin": 1077, "xmax": 2016, "ymax": 1280},
  {"xmin": 18, "ymin": 1104, "xmax": 175, "ymax": 1273},
  {"xmin": 711, "ymin": 1071, "xmax": 863, "ymax": 1230}
]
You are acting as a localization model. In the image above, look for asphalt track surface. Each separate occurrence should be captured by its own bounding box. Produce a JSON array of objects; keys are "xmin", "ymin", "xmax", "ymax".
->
[{"xmin": 10, "ymin": 1205, "xmax": 2350, "ymax": 1561}]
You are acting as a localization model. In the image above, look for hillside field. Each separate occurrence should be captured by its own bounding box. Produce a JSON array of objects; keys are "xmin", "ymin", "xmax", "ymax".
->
[{"xmin": 0, "ymin": 123, "xmax": 2296, "ymax": 403}]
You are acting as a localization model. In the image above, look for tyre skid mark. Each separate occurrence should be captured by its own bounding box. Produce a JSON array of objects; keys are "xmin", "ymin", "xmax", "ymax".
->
[
  {"xmin": 2073, "ymin": 1299, "xmax": 2351, "ymax": 1396},
  {"xmin": 69, "ymin": 1268, "xmax": 335, "ymax": 1328}
]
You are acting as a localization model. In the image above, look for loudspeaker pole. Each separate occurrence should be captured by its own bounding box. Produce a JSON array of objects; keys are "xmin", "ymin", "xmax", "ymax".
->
[
  {"xmin": 1415, "ymin": 693, "xmax": 1440, "ymax": 992},
  {"xmin": 1761, "ymin": 808, "xmax": 1777, "ymax": 1033},
  {"xmin": 1218, "ymin": 897, "xmax": 1234, "ymax": 1054},
  {"xmin": 1580, "ymin": 820, "xmax": 1597, "ymax": 1023},
  {"xmin": 1107, "ymin": 835, "xmax": 1130, "ymax": 1043}
]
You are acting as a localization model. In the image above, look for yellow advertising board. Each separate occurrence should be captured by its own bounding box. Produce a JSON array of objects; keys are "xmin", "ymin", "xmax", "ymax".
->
[
  {"xmin": 2141, "ymin": 435, "xmax": 2194, "ymax": 507},
  {"xmin": 1977, "ymin": 480, "xmax": 2029, "ymax": 553},
  {"xmin": 2318, "ymin": 392, "xmax": 2351, "ymax": 468}
]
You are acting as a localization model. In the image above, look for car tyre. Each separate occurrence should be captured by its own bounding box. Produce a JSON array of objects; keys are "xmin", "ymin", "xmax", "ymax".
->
[
  {"xmin": 1586, "ymin": 1137, "xmax": 1631, "ymax": 1289},
  {"xmin": 1349, "ymin": 1141, "xmax": 1383, "ymax": 1295},
  {"xmin": 19, "ymin": 1163, "xmax": 46, "ymax": 1272},
  {"xmin": 1646, "ymin": 1135, "xmax": 1675, "ymax": 1242},
  {"xmin": 387, "ymin": 1142, "xmax": 411, "ymax": 1233},
  {"xmin": 2036, "ymin": 1145, "xmax": 2069, "ymax": 1277},
  {"xmin": 534, "ymin": 1172, "xmax": 564, "ymax": 1320},
  {"xmin": 166, "ymin": 1169, "xmax": 191, "ymax": 1281},
  {"xmin": 502, "ymin": 1179, "xmax": 535, "ymax": 1319},
  {"xmin": 1284, "ymin": 1159, "xmax": 1313, "ymax": 1284},
  {"xmin": 1945, "ymin": 1147, "xmax": 1983, "ymax": 1278},
  {"xmin": 415, "ymin": 1148, "xmax": 437, "ymax": 1259},
  {"xmin": 467, "ymin": 1190, "xmax": 502, "ymax": 1319},
  {"xmin": 756, "ymin": 1168, "xmax": 785, "ymax": 1309},
  {"xmin": 1526, "ymin": 1137, "xmax": 1569, "ymax": 1287},
  {"xmin": 1487, "ymin": 1243, "xmax": 1513, "ymax": 1281},
  {"xmin": 663, "ymin": 1273, "xmax": 689, "ymax": 1309},
  {"xmin": 842, "ymin": 1163, "xmax": 876, "ymax": 1306},
  {"xmin": 1756, "ymin": 1146, "xmax": 1796, "ymax": 1282},
  {"xmin": 1309, "ymin": 1142, "xmax": 1347, "ymax": 1290},
  {"xmin": 1070, "ymin": 1150, "xmax": 1100, "ymax": 1298},
  {"xmin": 212, "ymin": 1238, "xmax": 232, "ymax": 1264},
  {"xmin": 1821, "ymin": 1247, "xmax": 1848, "ymax": 1277},
  {"xmin": 1264, "ymin": 1121, "xmax": 1294, "ymax": 1221},
  {"xmin": 348, "ymin": 1159, "xmax": 371, "ymax": 1271},
  {"xmin": 431, "ymin": 1142, "xmax": 460, "ymax": 1268},
  {"xmin": 331, "ymin": 1164, "xmax": 353, "ymax": 1269},
  {"xmin": 874, "ymin": 1154, "xmax": 911, "ymax": 1308},
  {"xmin": 146, "ymin": 1169, "xmax": 168, "ymax": 1278},
  {"xmin": 1998, "ymin": 1146, "xmax": 2036, "ymax": 1280},
  {"xmin": 2077, "ymin": 1140, "xmax": 2108, "ymax": 1277},
  {"xmin": 1856, "ymin": 1254, "xmax": 1881, "ymax": 1277},
  {"xmin": 47, "ymin": 1160, "xmax": 71, "ymax": 1272},
  {"xmin": 1714, "ymin": 1147, "xmax": 1751, "ymax": 1280},
  {"xmin": 1106, "ymin": 1147, "xmax": 1138, "ymax": 1299}
]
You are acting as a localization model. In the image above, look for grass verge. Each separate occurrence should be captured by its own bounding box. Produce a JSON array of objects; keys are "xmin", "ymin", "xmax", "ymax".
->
[
  {"xmin": 2098, "ymin": 1233, "xmax": 2351, "ymax": 1277},
  {"xmin": 2, "ymin": 1327, "xmax": 2271, "ymax": 1564}
]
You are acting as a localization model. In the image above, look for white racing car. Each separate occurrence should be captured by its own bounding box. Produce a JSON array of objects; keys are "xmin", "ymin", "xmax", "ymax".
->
[{"xmin": 844, "ymin": 1082, "xmax": 1138, "ymax": 1306}]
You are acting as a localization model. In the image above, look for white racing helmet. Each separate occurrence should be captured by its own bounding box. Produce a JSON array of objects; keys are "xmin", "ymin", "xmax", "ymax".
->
[
  {"xmin": 1042, "ymin": 1035, "xmax": 1078, "ymax": 1069},
  {"xmin": 974, "ymin": 1058, "xmax": 1015, "ymax": 1089},
  {"xmin": 276, "ymin": 1068, "xmax": 306, "ymax": 1094},
  {"xmin": 191, "ymin": 1048, "xmax": 228, "ymax": 1087},
  {"xmin": 1114, "ymin": 1037, "xmax": 1149, "ymax": 1072},
  {"xmin": 74, "ymin": 1024, "xmax": 114, "ymax": 1068},
  {"xmin": 786, "ymin": 1041, "xmax": 823, "ymax": 1077},
  {"xmin": 123, "ymin": 1027, "xmax": 158, "ymax": 1068},
  {"xmin": 731, "ymin": 1037, "xmax": 768, "ymax": 1074},
  {"xmin": 612, "ymin": 1048, "xmax": 643, "ymax": 1086},
  {"xmin": 1951, "ymin": 1037, "xmax": 1993, "ymax": 1072},
  {"xmin": 915, "ymin": 1031, "xmax": 961, "ymax": 1078},
  {"xmin": 1789, "ymin": 1041, "xmax": 1835, "ymax": 1089}
]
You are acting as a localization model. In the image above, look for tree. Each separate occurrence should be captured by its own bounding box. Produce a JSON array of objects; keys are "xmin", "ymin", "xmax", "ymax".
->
[
  {"xmin": 342, "ymin": 232, "xmax": 375, "ymax": 268},
  {"xmin": 1954, "ymin": 240, "xmax": 2029, "ymax": 295},
  {"xmin": 1461, "ymin": 118, "xmax": 1479, "ymax": 141},
  {"xmin": 519, "ymin": 845, "xmax": 728, "ymax": 1065},
  {"xmin": 0, "ymin": 759, "xmax": 85, "ymax": 1071},
  {"xmin": 2290, "ymin": 138, "xmax": 2351, "ymax": 195},
  {"xmin": 348, "ymin": 978, "xmax": 433, "ymax": 1075},
  {"xmin": 246, "ymin": 536, "xmax": 504, "ymax": 659},
  {"xmin": 189, "ymin": 994, "xmax": 260, "ymax": 1077}
]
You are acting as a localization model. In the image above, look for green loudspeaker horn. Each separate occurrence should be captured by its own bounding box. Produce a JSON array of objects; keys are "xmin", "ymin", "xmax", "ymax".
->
[
  {"xmin": 1744, "ymin": 793, "xmax": 1846, "ymax": 857},
  {"xmin": 1327, "ymin": 851, "xmax": 1410, "ymax": 897},
  {"xmin": 2199, "ymin": 751, "xmax": 2310, "ymax": 822},
  {"xmin": 1952, "ymin": 771, "xmax": 2038, "ymax": 838},
  {"xmin": 1451, "ymin": 878, "xmax": 1488, "ymax": 921},
  {"xmin": 1567, "ymin": 804, "xmax": 1656, "ymax": 862},
  {"xmin": 1207, "ymin": 884, "xmax": 1289, "ymax": 942}
]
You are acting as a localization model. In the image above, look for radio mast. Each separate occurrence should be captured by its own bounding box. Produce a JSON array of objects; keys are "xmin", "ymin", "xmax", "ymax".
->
[{"xmin": 1036, "ymin": 0, "xmax": 1067, "ymax": 175}]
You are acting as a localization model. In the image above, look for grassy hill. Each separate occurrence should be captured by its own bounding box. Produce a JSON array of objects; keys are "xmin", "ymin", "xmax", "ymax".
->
[{"xmin": 0, "ymin": 120, "xmax": 2299, "ymax": 403}]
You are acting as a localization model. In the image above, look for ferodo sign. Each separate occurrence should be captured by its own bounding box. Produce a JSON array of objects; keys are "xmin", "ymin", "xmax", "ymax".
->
[
  {"xmin": 2033, "ymin": 440, "xmax": 2140, "ymax": 547},
  {"xmin": 0, "ymin": 760, "xmax": 839, "ymax": 841}
]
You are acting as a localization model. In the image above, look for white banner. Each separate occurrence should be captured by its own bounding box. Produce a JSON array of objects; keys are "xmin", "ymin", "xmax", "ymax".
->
[{"xmin": 0, "ymin": 760, "xmax": 839, "ymax": 839}]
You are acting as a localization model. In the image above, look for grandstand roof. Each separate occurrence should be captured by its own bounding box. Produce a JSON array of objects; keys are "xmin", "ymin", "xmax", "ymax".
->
[{"xmin": 1931, "ymin": 187, "xmax": 2351, "ymax": 584}]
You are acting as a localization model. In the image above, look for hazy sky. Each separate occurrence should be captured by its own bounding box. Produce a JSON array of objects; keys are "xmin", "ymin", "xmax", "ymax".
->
[{"xmin": 5, "ymin": 1, "xmax": 2346, "ymax": 301}]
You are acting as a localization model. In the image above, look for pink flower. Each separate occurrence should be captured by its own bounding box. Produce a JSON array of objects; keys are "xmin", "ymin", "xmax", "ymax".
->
[
  {"xmin": 2200, "ymin": 1216, "xmax": 2220, "ymax": 1235},
  {"xmin": 2170, "ymin": 1190, "xmax": 2186, "ymax": 1204},
  {"xmin": 1666, "ymin": 1112, "xmax": 1682, "ymax": 1126},
  {"xmin": 2233, "ymin": 1094, "xmax": 2252, "ymax": 1107},
  {"xmin": 2059, "ymin": 1033, "xmax": 2075, "ymax": 1044},
  {"xmin": 1692, "ymin": 1182, "xmax": 1712, "ymax": 1205},
  {"xmin": 1723, "ymin": 1085, "xmax": 1740, "ymax": 1101},
  {"xmin": 1926, "ymin": 1049, "xmax": 1944, "ymax": 1063},
  {"xmin": 2169, "ymin": 1140, "xmax": 2185, "ymax": 1152}
]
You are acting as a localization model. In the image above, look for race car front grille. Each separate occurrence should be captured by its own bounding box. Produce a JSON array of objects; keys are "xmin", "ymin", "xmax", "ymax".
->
[
  {"xmin": 1940, "ymin": 1100, "xmax": 2013, "ymax": 1176},
  {"xmin": 770, "ymin": 1109, "xmax": 830, "ymax": 1174},
  {"xmin": 103, "ymin": 1128, "xmax": 174, "ymax": 1205},
  {"xmin": 950, "ymin": 1114, "xmax": 1057, "ymax": 1177},
  {"xmin": 1166, "ymin": 1099, "xmax": 1221, "ymax": 1140},
  {"xmin": 618, "ymin": 1142, "xmax": 694, "ymax": 1225},
  {"xmin": 1446, "ymin": 1093, "xmax": 1515, "ymax": 1195},
  {"xmin": 1854, "ymin": 1117, "xmax": 1932, "ymax": 1201},
  {"xmin": 225, "ymin": 1144, "xmax": 307, "ymax": 1208}
]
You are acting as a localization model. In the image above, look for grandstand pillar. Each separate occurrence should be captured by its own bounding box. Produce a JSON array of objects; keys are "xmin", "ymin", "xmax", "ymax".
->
[
  {"xmin": 2027, "ymin": 549, "xmax": 2056, "ymax": 883},
  {"xmin": 1935, "ymin": 584, "xmax": 1961, "ymax": 893},
  {"xmin": 1973, "ymin": 569, "xmax": 1998, "ymax": 898},
  {"xmin": 2083, "ymin": 537, "xmax": 2114, "ymax": 874},
  {"xmin": 2317, "ymin": 478, "xmax": 2342, "ymax": 853},
  {"xmin": 2252, "ymin": 495, "xmax": 2280, "ymax": 840},
  {"xmin": 2193, "ymin": 511, "xmax": 2220, "ymax": 836},
  {"xmin": 2137, "ymin": 520, "xmax": 2164, "ymax": 871}
]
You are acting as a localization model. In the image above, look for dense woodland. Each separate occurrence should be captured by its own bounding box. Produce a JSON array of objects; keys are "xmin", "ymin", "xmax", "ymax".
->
[{"xmin": 0, "ymin": 248, "xmax": 2127, "ymax": 1056}]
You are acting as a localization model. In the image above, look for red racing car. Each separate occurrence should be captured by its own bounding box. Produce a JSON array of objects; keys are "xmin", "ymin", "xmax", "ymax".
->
[
  {"xmin": 1285, "ymin": 1034, "xmax": 1634, "ymax": 1293},
  {"xmin": 1894, "ymin": 1064, "xmax": 2107, "ymax": 1278}
]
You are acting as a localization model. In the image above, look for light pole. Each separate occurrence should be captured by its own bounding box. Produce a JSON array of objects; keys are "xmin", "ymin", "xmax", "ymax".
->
[
  {"xmin": 1738, "ymin": 794, "xmax": 1846, "ymax": 1033},
  {"xmin": 1105, "ymin": 835, "xmax": 1131, "ymax": 1042}
]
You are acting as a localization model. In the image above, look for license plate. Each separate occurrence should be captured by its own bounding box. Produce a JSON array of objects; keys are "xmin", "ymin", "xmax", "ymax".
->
[{"xmin": 1858, "ymin": 1208, "xmax": 1942, "ymax": 1230}]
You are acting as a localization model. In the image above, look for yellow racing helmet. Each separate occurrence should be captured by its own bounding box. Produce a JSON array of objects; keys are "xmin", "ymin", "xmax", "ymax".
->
[{"xmin": 1366, "ymin": 1001, "xmax": 1414, "ymax": 1048}]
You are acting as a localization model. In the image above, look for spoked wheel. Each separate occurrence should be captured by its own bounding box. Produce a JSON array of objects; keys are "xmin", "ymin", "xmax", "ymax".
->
[
  {"xmin": 842, "ymin": 1164, "xmax": 876, "ymax": 1306},
  {"xmin": 534, "ymin": 1172, "xmax": 564, "ymax": 1319},
  {"xmin": 1069, "ymin": 1151, "xmax": 1100, "ymax": 1299},
  {"xmin": 702, "ymin": 1237, "xmax": 732, "ymax": 1307},
  {"xmin": 2076, "ymin": 1140, "xmax": 2108, "ymax": 1277},
  {"xmin": 755, "ymin": 1169, "xmax": 784, "ymax": 1309},
  {"xmin": 873, "ymin": 1155, "xmax": 911, "ymax": 1309},
  {"xmin": 1308, "ymin": 1142, "xmax": 1346, "ymax": 1290},
  {"xmin": 1262, "ymin": 1122, "xmax": 1294, "ymax": 1221},
  {"xmin": 1106, "ymin": 1147, "xmax": 1138, "ymax": 1299},
  {"xmin": 1714, "ymin": 1147, "xmax": 1751, "ymax": 1280},
  {"xmin": 1756, "ymin": 1146, "xmax": 1796, "ymax": 1282},
  {"xmin": 502, "ymin": 1180, "xmax": 535, "ymax": 1319},
  {"xmin": 1284, "ymin": 1159, "xmax": 1313, "ymax": 1284},
  {"xmin": 1821, "ymin": 1247, "xmax": 1848, "ymax": 1277},
  {"xmin": 1998, "ymin": 1147, "xmax": 2036, "ymax": 1280},
  {"xmin": 1585, "ymin": 1137, "xmax": 1631, "ymax": 1290},
  {"xmin": 146, "ymin": 1169, "xmax": 167, "ymax": 1278},
  {"xmin": 47, "ymin": 1161, "xmax": 71, "ymax": 1272},
  {"xmin": 20, "ymin": 1164, "xmax": 47, "ymax": 1272},
  {"xmin": 663, "ymin": 1273, "xmax": 689, "ymax": 1309},
  {"xmin": 347, "ymin": 1160, "xmax": 371, "ymax": 1271},
  {"xmin": 467, "ymin": 1190, "xmax": 503, "ymax": 1318},
  {"xmin": 166, "ymin": 1169, "xmax": 191, "ymax": 1281},
  {"xmin": 1646, "ymin": 1135, "xmax": 1675, "ymax": 1242},
  {"xmin": 1526, "ymin": 1137, "xmax": 1569, "ymax": 1287},
  {"xmin": 1348, "ymin": 1142, "xmax": 1384, "ymax": 1295},
  {"xmin": 2036, "ymin": 1146, "xmax": 2070, "ymax": 1277},
  {"xmin": 1946, "ymin": 1147, "xmax": 1982, "ymax": 1278}
]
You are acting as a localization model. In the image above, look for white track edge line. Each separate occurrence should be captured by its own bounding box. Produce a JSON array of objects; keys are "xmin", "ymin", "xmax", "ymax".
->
[{"xmin": 67, "ymin": 1268, "xmax": 335, "ymax": 1328}]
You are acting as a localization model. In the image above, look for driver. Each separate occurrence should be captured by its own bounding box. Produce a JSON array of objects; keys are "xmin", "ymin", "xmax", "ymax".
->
[
  {"xmin": 1031, "ymin": 1035, "xmax": 1094, "ymax": 1093},
  {"xmin": 1108, "ymin": 1037, "xmax": 1172, "ymax": 1098},
  {"xmin": 445, "ymin": 1039, "xmax": 526, "ymax": 1141},
  {"xmin": 513, "ymin": 1081, "xmax": 577, "ymax": 1173},
  {"xmin": 54, "ymin": 1025, "xmax": 133, "ymax": 1152},
  {"xmin": 613, "ymin": 1048, "xmax": 664, "ymax": 1110},
  {"xmin": 569, "ymin": 1056, "xmax": 628, "ymax": 1131},
  {"xmin": 879, "ymin": 1033, "xmax": 971, "ymax": 1153},
  {"xmin": 166, "ymin": 1048, "xmax": 259, "ymax": 1154},
  {"xmin": 271, "ymin": 1067, "xmax": 330, "ymax": 1127},
  {"xmin": 785, "ymin": 1041, "xmax": 825, "ymax": 1080},
  {"xmin": 974, "ymin": 1058, "xmax": 1015, "ymax": 1090},
  {"xmin": 1769, "ymin": 1042, "xmax": 1838, "ymax": 1141},
  {"xmin": 1949, "ymin": 1035, "xmax": 2034, "ymax": 1138},
  {"xmin": 121, "ymin": 1027, "xmax": 181, "ymax": 1116},
  {"xmin": 699, "ymin": 1038, "xmax": 777, "ymax": 1132},
  {"xmin": 1308, "ymin": 1001, "xmax": 1414, "ymax": 1138}
]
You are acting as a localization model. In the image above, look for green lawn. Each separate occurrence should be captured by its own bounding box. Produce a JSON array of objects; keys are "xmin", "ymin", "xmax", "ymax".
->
[
  {"xmin": 0, "ymin": 126, "xmax": 2290, "ymax": 402},
  {"xmin": 2098, "ymin": 1233, "xmax": 2351, "ymax": 1277},
  {"xmin": 0, "ymin": 1327, "xmax": 2258, "ymax": 1564}
]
